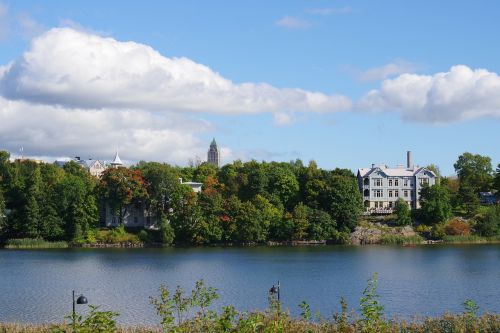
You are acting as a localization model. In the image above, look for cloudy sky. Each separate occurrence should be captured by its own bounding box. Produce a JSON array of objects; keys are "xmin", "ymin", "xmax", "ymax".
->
[{"xmin": 0, "ymin": 1, "xmax": 499, "ymax": 175}]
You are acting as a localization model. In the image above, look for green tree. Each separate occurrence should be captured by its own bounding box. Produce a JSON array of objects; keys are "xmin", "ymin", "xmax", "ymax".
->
[
  {"xmin": 193, "ymin": 162, "xmax": 218, "ymax": 183},
  {"xmin": 454, "ymin": 152, "xmax": 493, "ymax": 192},
  {"xmin": 419, "ymin": 185, "xmax": 452, "ymax": 225},
  {"xmin": 158, "ymin": 214, "xmax": 175, "ymax": 245},
  {"xmin": 99, "ymin": 167, "xmax": 148, "ymax": 225},
  {"xmin": 307, "ymin": 208, "xmax": 337, "ymax": 240},
  {"xmin": 458, "ymin": 184, "xmax": 480, "ymax": 216},
  {"xmin": 494, "ymin": 163, "xmax": 500, "ymax": 193},
  {"xmin": 291, "ymin": 203, "xmax": 309, "ymax": 240},
  {"xmin": 475, "ymin": 205, "xmax": 500, "ymax": 237},
  {"xmin": 0, "ymin": 189, "xmax": 6, "ymax": 235},
  {"xmin": 267, "ymin": 163, "xmax": 300, "ymax": 209},
  {"xmin": 134, "ymin": 161, "xmax": 182, "ymax": 219},
  {"xmin": 23, "ymin": 166, "xmax": 43, "ymax": 238},
  {"xmin": 322, "ymin": 175, "xmax": 363, "ymax": 232},
  {"xmin": 395, "ymin": 198, "xmax": 411, "ymax": 226},
  {"xmin": 239, "ymin": 160, "xmax": 268, "ymax": 200}
]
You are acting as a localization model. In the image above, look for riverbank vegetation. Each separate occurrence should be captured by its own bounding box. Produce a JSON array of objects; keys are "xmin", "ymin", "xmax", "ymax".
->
[
  {"xmin": 0, "ymin": 275, "xmax": 499, "ymax": 332},
  {"xmin": 4, "ymin": 238, "xmax": 68, "ymax": 249},
  {"xmin": 0, "ymin": 150, "xmax": 499, "ymax": 247}
]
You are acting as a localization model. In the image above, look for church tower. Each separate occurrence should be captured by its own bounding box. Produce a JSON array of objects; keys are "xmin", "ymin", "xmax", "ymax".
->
[{"xmin": 207, "ymin": 138, "xmax": 220, "ymax": 167}]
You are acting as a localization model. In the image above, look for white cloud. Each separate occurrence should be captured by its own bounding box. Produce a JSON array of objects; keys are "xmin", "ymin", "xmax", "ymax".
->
[
  {"xmin": 359, "ymin": 65, "xmax": 500, "ymax": 123},
  {"xmin": 273, "ymin": 112, "xmax": 294, "ymax": 126},
  {"xmin": 0, "ymin": 28, "xmax": 350, "ymax": 115},
  {"xmin": 0, "ymin": 96, "xmax": 211, "ymax": 164},
  {"xmin": 275, "ymin": 16, "xmax": 311, "ymax": 29},
  {"xmin": 357, "ymin": 61, "xmax": 418, "ymax": 82},
  {"xmin": 306, "ymin": 7, "xmax": 352, "ymax": 15}
]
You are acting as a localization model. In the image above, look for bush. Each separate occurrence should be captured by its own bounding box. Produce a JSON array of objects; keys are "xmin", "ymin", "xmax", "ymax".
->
[
  {"xmin": 444, "ymin": 218, "xmax": 471, "ymax": 236},
  {"xmin": 430, "ymin": 224, "xmax": 446, "ymax": 240}
]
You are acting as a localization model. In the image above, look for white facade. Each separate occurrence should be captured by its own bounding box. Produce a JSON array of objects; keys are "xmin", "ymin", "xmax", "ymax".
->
[{"xmin": 357, "ymin": 152, "xmax": 437, "ymax": 214}]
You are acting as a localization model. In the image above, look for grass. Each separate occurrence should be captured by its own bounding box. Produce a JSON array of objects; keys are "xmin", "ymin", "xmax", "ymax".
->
[
  {"xmin": 443, "ymin": 234, "xmax": 500, "ymax": 244},
  {"xmin": 4, "ymin": 238, "xmax": 68, "ymax": 249},
  {"xmin": 379, "ymin": 234, "xmax": 424, "ymax": 245}
]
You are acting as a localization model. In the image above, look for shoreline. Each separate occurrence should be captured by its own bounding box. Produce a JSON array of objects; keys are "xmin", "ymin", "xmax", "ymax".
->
[{"xmin": 2, "ymin": 238, "xmax": 500, "ymax": 249}]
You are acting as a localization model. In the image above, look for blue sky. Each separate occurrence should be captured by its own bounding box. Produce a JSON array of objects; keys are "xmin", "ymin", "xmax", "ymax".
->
[{"xmin": 0, "ymin": 0, "xmax": 499, "ymax": 175}]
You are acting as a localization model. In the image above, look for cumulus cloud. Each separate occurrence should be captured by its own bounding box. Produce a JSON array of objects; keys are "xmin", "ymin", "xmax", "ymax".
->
[
  {"xmin": 0, "ymin": 96, "xmax": 211, "ymax": 164},
  {"xmin": 275, "ymin": 16, "xmax": 311, "ymax": 29},
  {"xmin": 359, "ymin": 65, "xmax": 500, "ymax": 123},
  {"xmin": 0, "ymin": 28, "xmax": 349, "ymax": 114}
]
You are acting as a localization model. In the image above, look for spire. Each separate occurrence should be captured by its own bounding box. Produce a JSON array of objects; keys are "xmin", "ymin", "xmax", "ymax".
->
[
  {"xmin": 210, "ymin": 137, "xmax": 217, "ymax": 147},
  {"xmin": 111, "ymin": 151, "xmax": 123, "ymax": 166}
]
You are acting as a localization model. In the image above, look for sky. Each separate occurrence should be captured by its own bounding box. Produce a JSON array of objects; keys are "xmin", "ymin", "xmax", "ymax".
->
[{"xmin": 0, "ymin": 0, "xmax": 499, "ymax": 176}]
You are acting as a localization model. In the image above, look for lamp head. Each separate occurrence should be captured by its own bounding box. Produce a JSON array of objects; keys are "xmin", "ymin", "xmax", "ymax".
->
[{"xmin": 76, "ymin": 295, "xmax": 88, "ymax": 305}]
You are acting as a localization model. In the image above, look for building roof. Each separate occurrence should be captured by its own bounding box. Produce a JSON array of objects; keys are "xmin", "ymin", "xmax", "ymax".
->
[
  {"xmin": 111, "ymin": 151, "xmax": 123, "ymax": 165},
  {"xmin": 210, "ymin": 137, "xmax": 217, "ymax": 147},
  {"xmin": 358, "ymin": 166, "xmax": 436, "ymax": 178}
]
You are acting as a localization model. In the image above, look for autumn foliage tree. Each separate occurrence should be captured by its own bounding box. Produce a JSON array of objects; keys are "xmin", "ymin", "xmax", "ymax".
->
[{"xmin": 99, "ymin": 167, "xmax": 148, "ymax": 225}]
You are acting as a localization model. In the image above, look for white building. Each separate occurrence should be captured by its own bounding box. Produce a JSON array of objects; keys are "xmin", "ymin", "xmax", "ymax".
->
[{"xmin": 357, "ymin": 151, "xmax": 437, "ymax": 214}]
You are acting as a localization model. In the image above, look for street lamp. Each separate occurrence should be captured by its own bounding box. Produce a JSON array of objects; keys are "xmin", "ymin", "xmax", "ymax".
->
[{"xmin": 72, "ymin": 290, "xmax": 88, "ymax": 329}]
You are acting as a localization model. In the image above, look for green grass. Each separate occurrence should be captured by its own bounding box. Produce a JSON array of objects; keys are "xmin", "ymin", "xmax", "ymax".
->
[
  {"xmin": 443, "ymin": 234, "xmax": 500, "ymax": 243},
  {"xmin": 380, "ymin": 234, "xmax": 424, "ymax": 245},
  {"xmin": 4, "ymin": 238, "xmax": 68, "ymax": 249}
]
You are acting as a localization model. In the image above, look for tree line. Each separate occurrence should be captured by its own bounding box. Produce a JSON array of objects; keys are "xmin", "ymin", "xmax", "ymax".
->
[
  {"xmin": 1, "ymin": 150, "xmax": 498, "ymax": 245},
  {"xmin": 0, "ymin": 151, "xmax": 363, "ymax": 245}
]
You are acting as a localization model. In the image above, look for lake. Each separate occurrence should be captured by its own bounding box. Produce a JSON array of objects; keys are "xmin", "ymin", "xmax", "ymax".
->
[{"xmin": 0, "ymin": 244, "xmax": 499, "ymax": 325}]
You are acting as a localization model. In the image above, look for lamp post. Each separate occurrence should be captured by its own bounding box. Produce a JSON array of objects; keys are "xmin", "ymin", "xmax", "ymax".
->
[{"xmin": 72, "ymin": 290, "xmax": 88, "ymax": 330}]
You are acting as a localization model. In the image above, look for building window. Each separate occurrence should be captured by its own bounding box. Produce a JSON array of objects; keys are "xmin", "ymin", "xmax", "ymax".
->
[
  {"xmin": 419, "ymin": 178, "xmax": 429, "ymax": 186},
  {"xmin": 389, "ymin": 190, "xmax": 393, "ymax": 198},
  {"xmin": 404, "ymin": 190, "xmax": 408, "ymax": 197},
  {"xmin": 373, "ymin": 178, "xmax": 382, "ymax": 186},
  {"xmin": 373, "ymin": 190, "xmax": 383, "ymax": 197},
  {"xmin": 394, "ymin": 179, "xmax": 399, "ymax": 186},
  {"xmin": 395, "ymin": 190, "xmax": 399, "ymax": 197},
  {"xmin": 388, "ymin": 179, "xmax": 393, "ymax": 186},
  {"xmin": 404, "ymin": 178, "xmax": 409, "ymax": 186},
  {"xmin": 410, "ymin": 190, "xmax": 414, "ymax": 197}
]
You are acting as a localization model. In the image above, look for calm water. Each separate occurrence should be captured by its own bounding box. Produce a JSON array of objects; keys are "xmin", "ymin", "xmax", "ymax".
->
[{"xmin": 0, "ymin": 244, "xmax": 499, "ymax": 325}]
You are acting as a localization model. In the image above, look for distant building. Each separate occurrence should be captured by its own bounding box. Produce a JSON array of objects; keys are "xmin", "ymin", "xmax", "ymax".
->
[
  {"xmin": 207, "ymin": 138, "xmax": 220, "ymax": 167},
  {"xmin": 357, "ymin": 151, "xmax": 437, "ymax": 214},
  {"xmin": 479, "ymin": 192, "xmax": 498, "ymax": 205},
  {"xmin": 55, "ymin": 151, "xmax": 122, "ymax": 178},
  {"xmin": 179, "ymin": 178, "xmax": 203, "ymax": 193}
]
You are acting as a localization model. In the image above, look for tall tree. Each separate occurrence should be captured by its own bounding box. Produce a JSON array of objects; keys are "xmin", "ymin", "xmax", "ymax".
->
[
  {"xmin": 291, "ymin": 203, "xmax": 309, "ymax": 240},
  {"xmin": 267, "ymin": 163, "xmax": 299, "ymax": 209},
  {"xmin": 99, "ymin": 167, "xmax": 148, "ymax": 225},
  {"xmin": 322, "ymin": 175, "xmax": 363, "ymax": 232},
  {"xmin": 454, "ymin": 152, "xmax": 493, "ymax": 192},
  {"xmin": 419, "ymin": 185, "xmax": 452, "ymax": 225}
]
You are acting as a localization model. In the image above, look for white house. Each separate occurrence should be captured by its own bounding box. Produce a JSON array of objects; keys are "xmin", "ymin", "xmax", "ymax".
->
[{"xmin": 357, "ymin": 151, "xmax": 437, "ymax": 214}]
